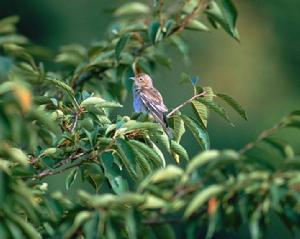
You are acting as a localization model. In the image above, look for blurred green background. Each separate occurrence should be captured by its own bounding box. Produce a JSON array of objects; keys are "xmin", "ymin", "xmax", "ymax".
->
[{"xmin": 1, "ymin": 0, "xmax": 299, "ymax": 238}]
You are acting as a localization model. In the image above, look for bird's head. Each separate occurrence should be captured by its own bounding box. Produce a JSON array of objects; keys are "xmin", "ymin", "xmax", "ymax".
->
[{"xmin": 130, "ymin": 73, "xmax": 153, "ymax": 88}]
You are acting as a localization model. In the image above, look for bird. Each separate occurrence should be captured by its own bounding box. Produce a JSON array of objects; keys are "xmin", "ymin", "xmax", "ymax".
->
[{"xmin": 130, "ymin": 73, "xmax": 171, "ymax": 136}]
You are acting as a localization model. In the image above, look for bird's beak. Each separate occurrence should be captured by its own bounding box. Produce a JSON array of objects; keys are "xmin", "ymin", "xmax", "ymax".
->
[{"xmin": 129, "ymin": 77, "xmax": 135, "ymax": 80}]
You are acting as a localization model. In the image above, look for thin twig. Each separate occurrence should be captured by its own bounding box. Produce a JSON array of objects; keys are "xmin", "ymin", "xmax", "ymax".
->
[
  {"xmin": 157, "ymin": 0, "xmax": 164, "ymax": 27},
  {"xmin": 167, "ymin": 91, "xmax": 206, "ymax": 118},
  {"xmin": 37, "ymin": 160, "xmax": 86, "ymax": 179},
  {"xmin": 239, "ymin": 122, "xmax": 284, "ymax": 154},
  {"xmin": 53, "ymin": 151, "xmax": 86, "ymax": 169},
  {"xmin": 167, "ymin": 0, "xmax": 210, "ymax": 36}
]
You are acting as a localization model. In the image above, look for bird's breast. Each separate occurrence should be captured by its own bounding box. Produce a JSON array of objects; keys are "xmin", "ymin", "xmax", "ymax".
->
[{"xmin": 133, "ymin": 88, "xmax": 147, "ymax": 113}]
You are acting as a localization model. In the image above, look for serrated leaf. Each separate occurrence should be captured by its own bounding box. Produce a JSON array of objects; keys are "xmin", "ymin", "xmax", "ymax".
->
[
  {"xmin": 148, "ymin": 20, "xmax": 161, "ymax": 44},
  {"xmin": 170, "ymin": 140, "xmax": 189, "ymax": 163},
  {"xmin": 142, "ymin": 195, "xmax": 167, "ymax": 209},
  {"xmin": 115, "ymin": 33, "xmax": 130, "ymax": 61},
  {"xmin": 181, "ymin": 115, "xmax": 210, "ymax": 150},
  {"xmin": 81, "ymin": 96, "xmax": 122, "ymax": 108},
  {"xmin": 114, "ymin": 2, "xmax": 150, "ymax": 16},
  {"xmin": 123, "ymin": 120, "xmax": 159, "ymax": 132},
  {"xmin": 150, "ymin": 165, "xmax": 183, "ymax": 183},
  {"xmin": 199, "ymin": 98, "xmax": 234, "ymax": 126},
  {"xmin": 217, "ymin": 93, "xmax": 247, "ymax": 120},
  {"xmin": 66, "ymin": 168, "xmax": 78, "ymax": 190},
  {"xmin": 192, "ymin": 100, "xmax": 208, "ymax": 127},
  {"xmin": 129, "ymin": 140, "xmax": 163, "ymax": 168},
  {"xmin": 206, "ymin": 0, "xmax": 239, "ymax": 40},
  {"xmin": 184, "ymin": 185, "xmax": 224, "ymax": 218},
  {"xmin": 186, "ymin": 20, "xmax": 210, "ymax": 32},
  {"xmin": 186, "ymin": 150, "xmax": 220, "ymax": 174},
  {"xmin": 172, "ymin": 114, "xmax": 185, "ymax": 143},
  {"xmin": 116, "ymin": 138, "xmax": 138, "ymax": 179},
  {"xmin": 130, "ymin": 145, "xmax": 152, "ymax": 175},
  {"xmin": 82, "ymin": 163, "xmax": 104, "ymax": 192},
  {"xmin": 101, "ymin": 152, "xmax": 129, "ymax": 194}
]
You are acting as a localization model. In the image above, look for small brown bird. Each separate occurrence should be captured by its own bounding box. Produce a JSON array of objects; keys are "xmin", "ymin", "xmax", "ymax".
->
[{"xmin": 130, "ymin": 73, "xmax": 171, "ymax": 136}]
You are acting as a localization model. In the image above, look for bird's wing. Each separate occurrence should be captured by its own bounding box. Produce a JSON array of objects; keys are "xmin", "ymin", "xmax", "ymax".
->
[
  {"xmin": 139, "ymin": 87, "xmax": 169, "ymax": 134},
  {"xmin": 139, "ymin": 87, "xmax": 168, "ymax": 112}
]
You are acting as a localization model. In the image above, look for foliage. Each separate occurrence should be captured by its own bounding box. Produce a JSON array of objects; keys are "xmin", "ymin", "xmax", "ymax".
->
[{"xmin": 0, "ymin": 1, "xmax": 299, "ymax": 239}]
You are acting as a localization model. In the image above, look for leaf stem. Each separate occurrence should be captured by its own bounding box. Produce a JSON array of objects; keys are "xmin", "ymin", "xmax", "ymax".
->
[{"xmin": 167, "ymin": 91, "xmax": 207, "ymax": 118}]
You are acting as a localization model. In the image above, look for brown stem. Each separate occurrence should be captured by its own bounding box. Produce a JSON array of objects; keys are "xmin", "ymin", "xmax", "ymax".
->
[
  {"xmin": 167, "ymin": 0, "xmax": 210, "ymax": 36},
  {"xmin": 239, "ymin": 122, "xmax": 284, "ymax": 154},
  {"xmin": 167, "ymin": 91, "xmax": 206, "ymax": 118}
]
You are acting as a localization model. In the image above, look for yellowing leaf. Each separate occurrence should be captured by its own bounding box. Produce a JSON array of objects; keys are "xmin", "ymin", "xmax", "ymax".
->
[{"xmin": 14, "ymin": 84, "xmax": 32, "ymax": 113}]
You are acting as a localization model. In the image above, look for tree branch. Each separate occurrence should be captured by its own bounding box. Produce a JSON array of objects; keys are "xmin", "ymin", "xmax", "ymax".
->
[
  {"xmin": 167, "ymin": 91, "xmax": 206, "ymax": 118},
  {"xmin": 167, "ymin": 0, "xmax": 210, "ymax": 36},
  {"xmin": 239, "ymin": 122, "xmax": 284, "ymax": 154}
]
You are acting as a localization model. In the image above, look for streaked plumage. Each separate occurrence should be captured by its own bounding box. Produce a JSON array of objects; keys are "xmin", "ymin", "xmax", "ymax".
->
[{"xmin": 131, "ymin": 73, "xmax": 170, "ymax": 135}]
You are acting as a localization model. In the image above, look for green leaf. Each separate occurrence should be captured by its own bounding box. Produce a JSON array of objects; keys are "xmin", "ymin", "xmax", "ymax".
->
[
  {"xmin": 263, "ymin": 137, "xmax": 294, "ymax": 159},
  {"xmin": 186, "ymin": 20, "xmax": 210, "ymax": 32},
  {"xmin": 184, "ymin": 185, "xmax": 224, "ymax": 218},
  {"xmin": 152, "ymin": 224, "xmax": 176, "ymax": 239},
  {"xmin": 115, "ymin": 33, "xmax": 130, "ymax": 61},
  {"xmin": 82, "ymin": 163, "xmax": 104, "ymax": 192},
  {"xmin": 172, "ymin": 114, "xmax": 185, "ymax": 143},
  {"xmin": 0, "ymin": 35, "xmax": 28, "ymax": 45},
  {"xmin": 8, "ymin": 147, "xmax": 29, "ymax": 167},
  {"xmin": 249, "ymin": 207, "xmax": 262, "ymax": 239},
  {"xmin": 123, "ymin": 120, "xmax": 159, "ymax": 132},
  {"xmin": 282, "ymin": 110, "xmax": 300, "ymax": 128},
  {"xmin": 206, "ymin": 0, "xmax": 239, "ymax": 40},
  {"xmin": 150, "ymin": 165, "xmax": 183, "ymax": 183},
  {"xmin": 66, "ymin": 168, "xmax": 78, "ymax": 190},
  {"xmin": 129, "ymin": 140, "xmax": 164, "ymax": 168},
  {"xmin": 63, "ymin": 211, "xmax": 92, "ymax": 239},
  {"xmin": 101, "ymin": 152, "xmax": 129, "ymax": 194},
  {"xmin": 148, "ymin": 20, "xmax": 161, "ymax": 44},
  {"xmin": 81, "ymin": 96, "xmax": 122, "ymax": 108},
  {"xmin": 181, "ymin": 115, "xmax": 210, "ymax": 150},
  {"xmin": 0, "ymin": 15, "xmax": 19, "ymax": 34},
  {"xmin": 116, "ymin": 138, "xmax": 138, "ymax": 179},
  {"xmin": 216, "ymin": 93, "xmax": 247, "ymax": 120},
  {"xmin": 130, "ymin": 145, "xmax": 152, "ymax": 175},
  {"xmin": 5, "ymin": 208, "xmax": 42, "ymax": 239},
  {"xmin": 191, "ymin": 100, "xmax": 208, "ymax": 127},
  {"xmin": 114, "ymin": 2, "xmax": 150, "ymax": 16},
  {"xmin": 170, "ymin": 140, "xmax": 189, "ymax": 162},
  {"xmin": 199, "ymin": 98, "xmax": 234, "ymax": 126},
  {"xmin": 186, "ymin": 150, "xmax": 220, "ymax": 174},
  {"xmin": 83, "ymin": 213, "xmax": 100, "ymax": 239}
]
